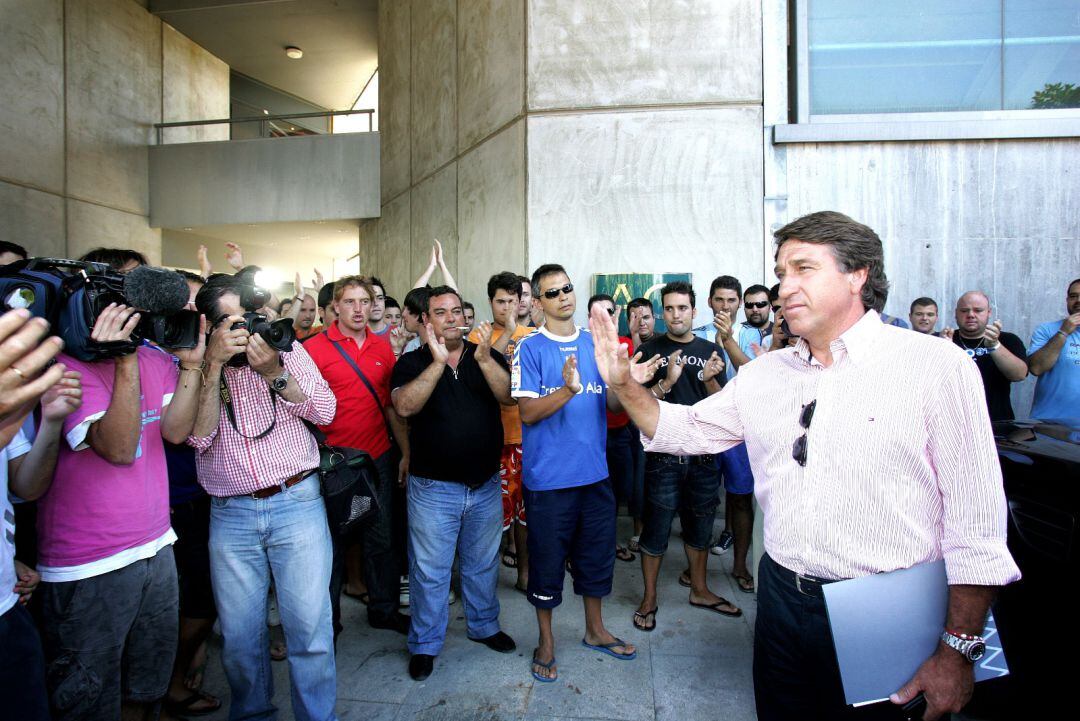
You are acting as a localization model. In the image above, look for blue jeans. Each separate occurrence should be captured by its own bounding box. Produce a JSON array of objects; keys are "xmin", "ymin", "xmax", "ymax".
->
[
  {"xmin": 639, "ymin": 453, "xmax": 720, "ymax": 556},
  {"xmin": 407, "ymin": 473, "xmax": 502, "ymax": 656},
  {"xmin": 209, "ymin": 474, "xmax": 337, "ymax": 721}
]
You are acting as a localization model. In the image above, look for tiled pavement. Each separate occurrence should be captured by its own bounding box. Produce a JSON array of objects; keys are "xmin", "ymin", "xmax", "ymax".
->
[{"xmin": 196, "ymin": 516, "xmax": 759, "ymax": 721}]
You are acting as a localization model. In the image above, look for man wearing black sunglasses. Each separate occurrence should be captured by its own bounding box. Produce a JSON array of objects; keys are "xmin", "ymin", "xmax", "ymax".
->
[
  {"xmin": 513, "ymin": 265, "xmax": 638, "ymax": 683},
  {"xmin": 591, "ymin": 211, "xmax": 1019, "ymax": 721}
]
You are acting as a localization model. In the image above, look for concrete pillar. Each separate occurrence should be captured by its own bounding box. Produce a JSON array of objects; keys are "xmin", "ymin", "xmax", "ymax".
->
[{"xmin": 371, "ymin": 0, "xmax": 764, "ymax": 330}]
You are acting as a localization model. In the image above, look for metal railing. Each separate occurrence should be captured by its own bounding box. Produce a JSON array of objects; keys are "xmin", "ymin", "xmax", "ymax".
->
[{"xmin": 153, "ymin": 109, "xmax": 375, "ymax": 144}]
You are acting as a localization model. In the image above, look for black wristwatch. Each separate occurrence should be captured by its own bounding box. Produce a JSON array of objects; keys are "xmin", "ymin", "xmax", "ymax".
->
[
  {"xmin": 269, "ymin": 368, "xmax": 290, "ymax": 393},
  {"xmin": 941, "ymin": 629, "xmax": 986, "ymax": 663}
]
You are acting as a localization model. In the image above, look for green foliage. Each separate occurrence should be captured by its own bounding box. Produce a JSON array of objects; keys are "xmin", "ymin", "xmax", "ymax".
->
[{"xmin": 1030, "ymin": 82, "xmax": 1080, "ymax": 109}]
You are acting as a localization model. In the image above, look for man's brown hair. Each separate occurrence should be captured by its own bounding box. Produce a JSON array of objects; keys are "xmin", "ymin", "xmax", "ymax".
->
[
  {"xmin": 333, "ymin": 275, "xmax": 375, "ymax": 303},
  {"xmin": 773, "ymin": 211, "xmax": 890, "ymax": 312}
]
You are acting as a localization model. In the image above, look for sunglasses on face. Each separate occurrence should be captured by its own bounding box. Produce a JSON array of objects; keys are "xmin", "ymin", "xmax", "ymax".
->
[
  {"xmin": 542, "ymin": 283, "xmax": 574, "ymax": 300},
  {"xmin": 745, "ymin": 301, "xmax": 769, "ymax": 310},
  {"xmin": 792, "ymin": 399, "xmax": 817, "ymax": 467}
]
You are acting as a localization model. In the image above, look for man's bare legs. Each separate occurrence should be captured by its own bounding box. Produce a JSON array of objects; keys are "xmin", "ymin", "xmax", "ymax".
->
[
  {"xmin": 513, "ymin": 520, "xmax": 529, "ymax": 591},
  {"xmin": 634, "ymin": 553, "xmax": 662, "ymax": 630},
  {"xmin": 728, "ymin": 492, "xmax": 754, "ymax": 589},
  {"xmin": 533, "ymin": 597, "xmax": 635, "ymax": 680}
]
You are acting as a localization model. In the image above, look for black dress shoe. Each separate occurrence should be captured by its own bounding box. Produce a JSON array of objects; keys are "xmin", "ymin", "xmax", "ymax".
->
[
  {"xmin": 369, "ymin": 612, "xmax": 410, "ymax": 635},
  {"xmin": 468, "ymin": 630, "xmax": 517, "ymax": 654},
  {"xmin": 409, "ymin": 654, "xmax": 434, "ymax": 680}
]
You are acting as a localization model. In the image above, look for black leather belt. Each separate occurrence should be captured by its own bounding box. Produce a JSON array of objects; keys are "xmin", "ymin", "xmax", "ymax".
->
[
  {"xmin": 646, "ymin": 452, "xmax": 715, "ymax": 466},
  {"xmin": 246, "ymin": 470, "xmax": 315, "ymax": 499},
  {"xmin": 769, "ymin": 557, "xmax": 838, "ymax": 599}
]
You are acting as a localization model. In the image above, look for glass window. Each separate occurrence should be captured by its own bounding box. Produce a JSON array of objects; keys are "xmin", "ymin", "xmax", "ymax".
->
[
  {"xmin": 806, "ymin": 0, "xmax": 1080, "ymax": 116},
  {"xmin": 1005, "ymin": 1, "xmax": 1080, "ymax": 110}
]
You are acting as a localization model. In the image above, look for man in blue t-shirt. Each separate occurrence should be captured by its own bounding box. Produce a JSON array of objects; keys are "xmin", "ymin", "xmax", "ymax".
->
[
  {"xmin": 1028, "ymin": 278, "xmax": 1080, "ymax": 419},
  {"xmin": 512, "ymin": 264, "xmax": 636, "ymax": 683}
]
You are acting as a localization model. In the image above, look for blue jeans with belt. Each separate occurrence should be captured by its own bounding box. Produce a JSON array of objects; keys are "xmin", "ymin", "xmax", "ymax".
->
[
  {"xmin": 406, "ymin": 473, "xmax": 502, "ymax": 656},
  {"xmin": 209, "ymin": 474, "xmax": 336, "ymax": 721}
]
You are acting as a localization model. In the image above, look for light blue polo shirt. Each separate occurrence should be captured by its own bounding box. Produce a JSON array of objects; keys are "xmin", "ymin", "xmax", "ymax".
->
[
  {"xmin": 511, "ymin": 326, "xmax": 608, "ymax": 491},
  {"xmin": 693, "ymin": 322, "xmax": 771, "ymax": 381},
  {"xmin": 1029, "ymin": 320, "xmax": 1080, "ymax": 420}
]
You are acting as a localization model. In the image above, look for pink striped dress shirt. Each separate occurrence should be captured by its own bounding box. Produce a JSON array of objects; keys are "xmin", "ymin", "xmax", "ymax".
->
[
  {"xmin": 644, "ymin": 311, "xmax": 1021, "ymax": 586},
  {"xmin": 189, "ymin": 341, "xmax": 336, "ymax": 497}
]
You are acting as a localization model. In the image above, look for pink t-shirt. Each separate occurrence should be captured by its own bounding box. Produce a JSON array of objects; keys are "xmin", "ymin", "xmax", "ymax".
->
[{"xmin": 37, "ymin": 347, "xmax": 177, "ymax": 569}]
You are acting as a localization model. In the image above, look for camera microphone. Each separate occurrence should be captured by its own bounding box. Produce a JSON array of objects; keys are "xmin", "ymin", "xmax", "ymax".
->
[{"xmin": 123, "ymin": 265, "xmax": 190, "ymax": 313}]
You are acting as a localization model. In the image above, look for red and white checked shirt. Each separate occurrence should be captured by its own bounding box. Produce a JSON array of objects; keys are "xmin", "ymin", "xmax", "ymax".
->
[
  {"xmin": 644, "ymin": 310, "xmax": 1021, "ymax": 586},
  {"xmin": 189, "ymin": 342, "xmax": 336, "ymax": 497}
]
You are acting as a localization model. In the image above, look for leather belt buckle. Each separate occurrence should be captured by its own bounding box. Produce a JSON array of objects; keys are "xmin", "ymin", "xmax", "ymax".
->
[
  {"xmin": 676, "ymin": 455, "xmax": 689, "ymax": 465},
  {"xmin": 795, "ymin": 573, "xmax": 820, "ymax": 597}
]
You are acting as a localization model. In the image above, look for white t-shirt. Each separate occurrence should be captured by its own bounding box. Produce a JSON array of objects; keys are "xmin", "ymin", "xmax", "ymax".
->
[{"xmin": 2, "ymin": 429, "xmax": 32, "ymax": 617}]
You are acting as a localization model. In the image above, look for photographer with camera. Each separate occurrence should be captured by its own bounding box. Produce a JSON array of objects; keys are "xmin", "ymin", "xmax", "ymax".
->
[
  {"xmin": 33, "ymin": 294, "xmax": 205, "ymax": 721},
  {"xmin": 190, "ymin": 273, "xmax": 338, "ymax": 721}
]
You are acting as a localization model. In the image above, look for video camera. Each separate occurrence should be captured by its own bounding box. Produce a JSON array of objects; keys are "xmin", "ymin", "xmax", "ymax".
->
[
  {"xmin": 222, "ymin": 282, "xmax": 296, "ymax": 367},
  {"xmin": 0, "ymin": 257, "xmax": 201, "ymax": 361}
]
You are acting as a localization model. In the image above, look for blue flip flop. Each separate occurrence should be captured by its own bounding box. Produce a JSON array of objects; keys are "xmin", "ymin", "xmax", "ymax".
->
[
  {"xmin": 531, "ymin": 654, "xmax": 557, "ymax": 683},
  {"xmin": 581, "ymin": 637, "xmax": 636, "ymax": 660}
]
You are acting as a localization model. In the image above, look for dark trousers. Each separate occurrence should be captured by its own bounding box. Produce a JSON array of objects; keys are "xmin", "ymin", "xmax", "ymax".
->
[
  {"xmin": 755, "ymin": 554, "xmax": 900, "ymax": 721},
  {"xmin": 606, "ymin": 425, "xmax": 634, "ymax": 511},
  {"xmin": 0, "ymin": 602, "xmax": 49, "ymax": 721},
  {"xmin": 330, "ymin": 449, "xmax": 399, "ymax": 633}
]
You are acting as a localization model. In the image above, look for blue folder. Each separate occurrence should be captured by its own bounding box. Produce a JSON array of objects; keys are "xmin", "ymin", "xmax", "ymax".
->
[{"xmin": 822, "ymin": 559, "xmax": 1009, "ymax": 706}]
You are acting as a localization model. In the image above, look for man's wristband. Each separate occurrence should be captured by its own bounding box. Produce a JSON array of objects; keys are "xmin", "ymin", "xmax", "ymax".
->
[
  {"xmin": 656, "ymin": 379, "xmax": 668, "ymax": 395},
  {"xmin": 180, "ymin": 364, "xmax": 203, "ymax": 372},
  {"xmin": 1056, "ymin": 330, "xmax": 1069, "ymax": 340}
]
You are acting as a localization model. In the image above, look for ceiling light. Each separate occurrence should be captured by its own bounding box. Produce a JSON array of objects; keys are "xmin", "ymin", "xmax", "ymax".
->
[{"xmin": 285, "ymin": 46, "xmax": 303, "ymax": 59}]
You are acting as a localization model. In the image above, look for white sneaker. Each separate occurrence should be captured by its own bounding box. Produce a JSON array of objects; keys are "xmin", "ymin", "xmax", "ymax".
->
[{"xmin": 627, "ymin": 535, "xmax": 640, "ymax": 552}]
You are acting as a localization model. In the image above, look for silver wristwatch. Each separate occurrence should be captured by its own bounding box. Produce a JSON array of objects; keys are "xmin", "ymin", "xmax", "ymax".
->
[
  {"xmin": 941, "ymin": 630, "xmax": 986, "ymax": 663},
  {"xmin": 269, "ymin": 368, "xmax": 290, "ymax": 393}
]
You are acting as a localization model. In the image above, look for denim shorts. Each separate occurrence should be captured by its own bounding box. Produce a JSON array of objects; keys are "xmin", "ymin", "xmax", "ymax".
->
[
  {"xmin": 41, "ymin": 545, "xmax": 178, "ymax": 719},
  {"xmin": 717, "ymin": 443, "xmax": 754, "ymax": 495},
  {"xmin": 639, "ymin": 453, "xmax": 721, "ymax": 556}
]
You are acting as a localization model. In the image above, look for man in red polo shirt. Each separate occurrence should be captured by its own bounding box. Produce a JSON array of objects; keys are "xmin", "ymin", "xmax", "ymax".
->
[{"xmin": 305, "ymin": 275, "xmax": 411, "ymax": 637}]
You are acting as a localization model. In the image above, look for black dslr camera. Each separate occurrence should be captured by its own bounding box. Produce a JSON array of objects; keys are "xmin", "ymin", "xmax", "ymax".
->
[{"xmin": 223, "ymin": 283, "xmax": 297, "ymax": 367}]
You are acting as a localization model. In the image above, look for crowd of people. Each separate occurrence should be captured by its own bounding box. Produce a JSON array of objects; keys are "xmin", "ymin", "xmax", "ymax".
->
[{"xmin": 0, "ymin": 213, "xmax": 1077, "ymax": 720}]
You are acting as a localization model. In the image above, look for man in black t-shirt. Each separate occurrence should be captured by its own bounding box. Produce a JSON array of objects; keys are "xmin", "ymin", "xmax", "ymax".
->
[
  {"xmin": 390, "ymin": 286, "xmax": 518, "ymax": 681},
  {"xmin": 945, "ymin": 290, "xmax": 1028, "ymax": 421},
  {"xmin": 631, "ymin": 282, "xmax": 741, "ymax": 632}
]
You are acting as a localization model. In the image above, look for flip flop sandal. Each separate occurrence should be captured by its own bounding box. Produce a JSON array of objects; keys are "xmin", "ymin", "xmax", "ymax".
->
[
  {"xmin": 531, "ymin": 654, "xmax": 558, "ymax": 683},
  {"xmin": 627, "ymin": 536, "xmax": 640, "ymax": 552},
  {"xmin": 689, "ymin": 599, "xmax": 743, "ymax": 618},
  {"xmin": 501, "ymin": 550, "xmax": 518, "ymax": 569},
  {"xmin": 732, "ymin": 573, "xmax": 755, "ymax": 593},
  {"xmin": 581, "ymin": 637, "xmax": 637, "ymax": 660},
  {"xmin": 633, "ymin": 607, "xmax": 658, "ymax": 632},
  {"xmin": 163, "ymin": 691, "xmax": 222, "ymax": 717},
  {"xmin": 615, "ymin": 545, "xmax": 636, "ymax": 563},
  {"xmin": 678, "ymin": 570, "xmax": 691, "ymax": 588}
]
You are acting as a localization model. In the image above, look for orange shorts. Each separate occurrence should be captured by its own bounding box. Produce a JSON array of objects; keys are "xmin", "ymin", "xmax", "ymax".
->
[{"xmin": 499, "ymin": 444, "xmax": 525, "ymax": 530}]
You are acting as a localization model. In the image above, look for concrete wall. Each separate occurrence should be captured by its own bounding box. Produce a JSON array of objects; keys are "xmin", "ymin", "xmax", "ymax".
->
[
  {"xmin": 369, "ymin": 0, "xmax": 759, "ymax": 323},
  {"xmin": 149, "ymin": 132, "xmax": 381, "ymax": 227},
  {"xmin": 372, "ymin": 0, "xmax": 527, "ymax": 313},
  {"xmin": 0, "ymin": 0, "xmax": 229, "ymax": 263}
]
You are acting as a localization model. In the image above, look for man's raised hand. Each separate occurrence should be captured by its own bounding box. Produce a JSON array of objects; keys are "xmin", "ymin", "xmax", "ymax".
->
[
  {"xmin": 665, "ymin": 349, "xmax": 685, "ymax": 386},
  {"xmin": 562, "ymin": 354, "xmax": 582, "ymax": 394},
  {"xmin": 702, "ymin": 351, "xmax": 725, "ymax": 382},
  {"xmin": 0, "ymin": 310, "xmax": 66, "ymax": 431},
  {"xmin": 427, "ymin": 323, "xmax": 449, "ymax": 364},
  {"xmin": 41, "ymin": 370, "xmax": 82, "ymax": 422},
  {"xmin": 90, "ymin": 303, "xmax": 139, "ymax": 344},
  {"xmin": 474, "ymin": 321, "xmax": 494, "ymax": 358},
  {"xmin": 588, "ymin": 303, "xmax": 631, "ymax": 387},
  {"xmin": 629, "ymin": 351, "xmax": 662, "ymax": 384}
]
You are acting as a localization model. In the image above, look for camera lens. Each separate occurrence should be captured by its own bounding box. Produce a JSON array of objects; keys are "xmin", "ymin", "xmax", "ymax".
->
[{"xmin": 263, "ymin": 319, "xmax": 296, "ymax": 350}]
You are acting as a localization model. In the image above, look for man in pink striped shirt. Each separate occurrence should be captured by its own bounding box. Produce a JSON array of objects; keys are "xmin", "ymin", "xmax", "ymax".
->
[
  {"xmin": 590, "ymin": 211, "xmax": 1020, "ymax": 721},
  {"xmin": 191, "ymin": 274, "xmax": 338, "ymax": 721}
]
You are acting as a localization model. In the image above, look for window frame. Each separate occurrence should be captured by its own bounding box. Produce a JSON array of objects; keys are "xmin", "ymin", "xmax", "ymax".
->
[{"xmin": 782, "ymin": 0, "xmax": 1080, "ymax": 142}]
